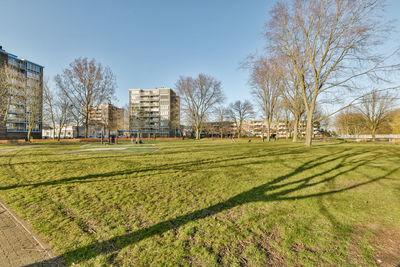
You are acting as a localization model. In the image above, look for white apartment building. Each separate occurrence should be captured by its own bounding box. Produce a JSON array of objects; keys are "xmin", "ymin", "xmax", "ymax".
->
[{"xmin": 129, "ymin": 88, "xmax": 180, "ymax": 137}]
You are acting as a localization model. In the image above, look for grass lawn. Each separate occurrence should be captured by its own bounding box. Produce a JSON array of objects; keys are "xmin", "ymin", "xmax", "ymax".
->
[{"xmin": 0, "ymin": 140, "xmax": 399, "ymax": 266}]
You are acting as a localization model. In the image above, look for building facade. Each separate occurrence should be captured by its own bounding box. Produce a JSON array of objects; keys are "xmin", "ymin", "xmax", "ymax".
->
[
  {"xmin": 42, "ymin": 125, "xmax": 81, "ymax": 139},
  {"xmin": 200, "ymin": 119, "xmax": 321, "ymax": 138},
  {"xmin": 0, "ymin": 46, "xmax": 44, "ymax": 140},
  {"xmin": 129, "ymin": 88, "xmax": 180, "ymax": 137},
  {"xmin": 87, "ymin": 103, "xmax": 125, "ymax": 137}
]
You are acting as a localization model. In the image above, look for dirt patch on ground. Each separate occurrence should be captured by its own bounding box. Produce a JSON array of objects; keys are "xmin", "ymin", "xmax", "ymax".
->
[
  {"xmin": 350, "ymin": 224, "xmax": 400, "ymax": 266},
  {"xmin": 82, "ymin": 147, "xmax": 128, "ymax": 151},
  {"xmin": 369, "ymin": 224, "xmax": 400, "ymax": 267}
]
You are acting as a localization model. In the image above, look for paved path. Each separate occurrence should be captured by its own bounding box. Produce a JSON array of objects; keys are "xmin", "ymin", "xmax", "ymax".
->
[{"xmin": 0, "ymin": 146, "xmax": 63, "ymax": 266}]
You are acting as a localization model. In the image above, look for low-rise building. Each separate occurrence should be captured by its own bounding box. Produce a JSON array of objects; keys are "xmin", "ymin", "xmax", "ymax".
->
[{"xmin": 42, "ymin": 125, "xmax": 81, "ymax": 139}]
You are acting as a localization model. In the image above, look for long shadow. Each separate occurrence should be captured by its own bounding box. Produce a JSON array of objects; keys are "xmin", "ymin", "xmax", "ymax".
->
[
  {"xmin": 0, "ymin": 148, "xmax": 308, "ymax": 191},
  {"xmin": 40, "ymin": 149, "xmax": 394, "ymax": 265}
]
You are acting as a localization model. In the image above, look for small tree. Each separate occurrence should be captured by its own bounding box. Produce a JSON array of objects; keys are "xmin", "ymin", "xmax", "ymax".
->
[
  {"xmin": 226, "ymin": 100, "xmax": 254, "ymax": 138},
  {"xmin": 25, "ymin": 78, "xmax": 42, "ymax": 142},
  {"xmin": 213, "ymin": 105, "xmax": 228, "ymax": 138},
  {"xmin": 43, "ymin": 80, "xmax": 57, "ymax": 139},
  {"xmin": 130, "ymin": 101, "xmax": 147, "ymax": 142},
  {"xmin": 176, "ymin": 74, "xmax": 224, "ymax": 140},
  {"xmin": 249, "ymin": 57, "xmax": 280, "ymax": 141},
  {"xmin": 357, "ymin": 90, "xmax": 396, "ymax": 141}
]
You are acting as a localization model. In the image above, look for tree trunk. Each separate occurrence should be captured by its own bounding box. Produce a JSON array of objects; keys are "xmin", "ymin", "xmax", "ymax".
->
[
  {"xmin": 293, "ymin": 116, "xmax": 299, "ymax": 142},
  {"xmin": 266, "ymin": 120, "xmax": 271, "ymax": 142},
  {"xmin": 84, "ymin": 122, "xmax": 88, "ymax": 138},
  {"xmin": 305, "ymin": 109, "xmax": 314, "ymax": 147},
  {"xmin": 196, "ymin": 127, "xmax": 200, "ymax": 140},
  {"xmin": 57, "ymin": 127, "xmax": 62, "ymax": 142},
  {"xmin": 372, "ymin": 128, "xmax": 376, "ymax": 142},
  {"xmin": 27, "ymin": 125, "xmax": 32, "ymax": 143}
]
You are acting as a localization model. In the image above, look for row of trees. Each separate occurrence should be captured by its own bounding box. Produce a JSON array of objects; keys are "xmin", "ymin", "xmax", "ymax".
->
[
  {"xmin": 246, "ymin": 0, "xmax": 399, "ymax": 147},
  {"xmin": 177, "ymin": 0, "xmax": 399, "ymax": 147}
]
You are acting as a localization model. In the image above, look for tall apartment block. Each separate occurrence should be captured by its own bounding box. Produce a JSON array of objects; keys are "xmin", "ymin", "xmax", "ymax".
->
[
  {"xmin": 87, "ymin": 103, "xmax": 125, "ymax": 137},
  {"xmin": 0, "ymin": 46, "xmax": 43, "ymax": 140},
  {"xmin": 129, "ymin": 88, "xmax": 180, "ymax": 137}
]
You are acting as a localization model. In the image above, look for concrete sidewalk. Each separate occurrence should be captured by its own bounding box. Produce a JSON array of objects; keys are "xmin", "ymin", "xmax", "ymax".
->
[{"xmin": 0, "ymin": 201, "xmax": 63, "ymax": 266}]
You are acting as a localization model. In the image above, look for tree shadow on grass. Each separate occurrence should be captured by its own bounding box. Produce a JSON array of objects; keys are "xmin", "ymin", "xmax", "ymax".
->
[
  {"xmin": 0, "ymin": 148, "xmax": 309, "ymax": 191},
  {"xmin": 38, "ymin": 149, "xmax": 397, "ymax": 265}
]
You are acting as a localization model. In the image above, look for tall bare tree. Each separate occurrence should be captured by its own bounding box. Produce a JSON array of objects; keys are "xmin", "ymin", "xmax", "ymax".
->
[
  {"xmin": 25, "ymin": 78, "xmax": 42, "ymax": 141},
  {"xmin": 226, "ymin": 100, "xmax": 254, "ymax": 138},
  {"xmin": 249, "ymin": 57, "xmax": 281, "ymax": 141},
  {"xmin": 266, "ymin": 0, "xmax": 395, "ymax": 147},
  {"xmin": 274, "ymin": 59, "xmax": 307, "ymax": 142},
  {"xmin": 176, "ymin": 74, "xmax": 224, "ymax": 140},
  {"xmin": 43, "ymin": 80, "xmax": 57, "ymax": 139},
  {"xmin": 55, "ymin": 58, "xmax": 116, "ymax": 138},
  {"xmin": 0, "ymin": 65, "xmax": 11, "ymax": 123},
  {"xmin": 357, "ymin": 90, "xmax": 396, "ymax": 141},
  {"xmin": 213, "ymin": 105, "xmax": 228, "ymax": 138}
]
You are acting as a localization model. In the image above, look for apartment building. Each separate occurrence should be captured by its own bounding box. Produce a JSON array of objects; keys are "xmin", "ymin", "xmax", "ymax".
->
[
  {"xmin": 201, "ymin": 119, "xmax": 321, "ymax": 138},
  {"xmin": 87, "ymin": 103, "xmax": 125, "ymax": 137},
  {"xmin": 129, "ymin": 88, "xmax": 180, "ymax": 137},
  {"xmin": 0, "ymin": 46, "xmax": 43, "ymax": 140}
]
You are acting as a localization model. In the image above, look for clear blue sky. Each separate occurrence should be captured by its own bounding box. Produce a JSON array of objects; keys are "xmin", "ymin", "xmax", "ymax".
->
[{"xmin": 1, "ymin": 0, "xmax": 399, "ymax": 108}]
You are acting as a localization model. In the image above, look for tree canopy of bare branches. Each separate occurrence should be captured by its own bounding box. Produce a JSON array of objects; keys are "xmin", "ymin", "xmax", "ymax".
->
[
  {"xmin": 55, "ymin": 58, "xmax": 116, "ymax": 138},
  {"xmin": 213, "ymin": 105, "xmax": 229, "ymax": 138},
  {"xmin": 266, "ymin": 0, "xmax": 395, "ymax": 146},
  {"xmin": 176, "ymin": 74, "xmax": 224, "ymax": 140},
  {"xmin": 43, "ymin": 80, "xmax": 73, "ymax": 141},
  {"xmin": 25, "ymin": 78, "xmax": 42, "ymax": 141},
  {"xmin": 226, "ymin": 100, "xmax": 254, "ymax": 138}
]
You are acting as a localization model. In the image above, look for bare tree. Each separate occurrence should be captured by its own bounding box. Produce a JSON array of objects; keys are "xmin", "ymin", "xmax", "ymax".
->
[
  {"xmin": 334, "ymin": 109, "xmax": 367, "ymax": 135},
  {"xmin": 129, "ymin": 101, "xmax": 147, "ymax": 142},
  {"xmin": 55, "ymin": 58, "xmax": 116, "ymax": 138},
  {"xmin": 249, "ymin": 57, "xmax": 281, "ymax": 141},
  {"xmin": 274, "ymin": 60, "xmax": 307, "ymax": 142},
  {"xmin": 0, "ymin": 65, "xmax": 11, "ymax": 123},
  {"xmin": 25, "ymin": 78, "xmax": 42, "ymax": 141},
  {"xmin": 275, "ymin": 99, "xmax": 293, "ymax": 139},
  {"xmin": 390, "ymin": 109, "xmax": 400, "ymax": 134},
  {"xmin": 122, "ymin": 104, "xmax": 130, "ymax": 131},
  {"xmin": 356, "ymin": 90, "xmax": 396, "ymax": 141},
  {"xmin": 43, "ymin": 80, "xmax": 57, "ymax": 139},
  {"xmin": 226, "ymin": 100, "xmax": 254, "ymax": 138},
  {"xmin": 266, "ymin": 0, "xmax": 396, "ymax": 147},
  {"xmin": 176, "ymin": 74, "xmax": 224, "ymax": 140},
  {"xmin": 213, "ymin": 105, "xmax": 228, "ymax": 138}
]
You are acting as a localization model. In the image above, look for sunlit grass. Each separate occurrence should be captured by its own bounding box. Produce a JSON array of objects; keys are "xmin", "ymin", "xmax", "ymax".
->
[{"xmin": 0, "ymin": 140, "xmax": 399, "ymax": 265}]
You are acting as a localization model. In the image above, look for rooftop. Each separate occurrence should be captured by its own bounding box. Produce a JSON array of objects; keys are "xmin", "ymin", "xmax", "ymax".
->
[{"xmin": 0, "ymin": 45, "xmax": 44, "ymax": 68}]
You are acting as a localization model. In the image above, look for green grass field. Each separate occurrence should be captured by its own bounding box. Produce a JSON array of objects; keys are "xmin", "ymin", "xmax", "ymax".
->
[{"xmin": 0, "ymin": 140, "xmax": 399, "ymax": 266}]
